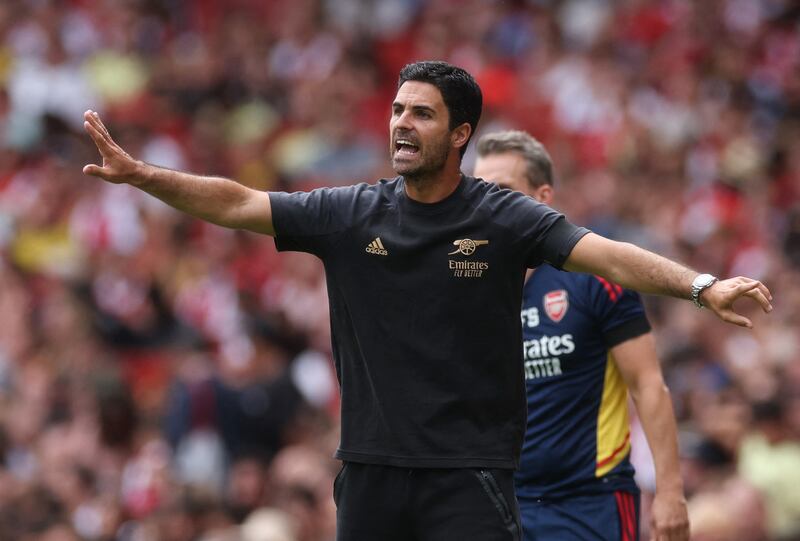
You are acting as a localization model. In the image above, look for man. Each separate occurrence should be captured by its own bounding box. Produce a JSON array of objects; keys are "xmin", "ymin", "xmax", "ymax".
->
[
  {"xmin": 474, "ymin": 131, "xmax": 690, "ymax": 541},
  {"xmin": 82, "ymin": 61, "xmax": 770, "ymax": 541}
]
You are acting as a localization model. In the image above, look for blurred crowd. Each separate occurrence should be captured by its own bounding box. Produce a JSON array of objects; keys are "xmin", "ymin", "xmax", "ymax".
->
[{"xmin": 0, "ymin": 0, "xmax": 798, "ymax": 539}]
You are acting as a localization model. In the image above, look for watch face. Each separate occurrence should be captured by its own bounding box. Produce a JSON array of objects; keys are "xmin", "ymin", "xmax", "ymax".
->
[
  {"xmin": 692, "ymin": 274, "xmax": 717, "ymax": 307},
  {"xmin": 694, "ymin": 274, "xmax": 715, "ymax": 288}
]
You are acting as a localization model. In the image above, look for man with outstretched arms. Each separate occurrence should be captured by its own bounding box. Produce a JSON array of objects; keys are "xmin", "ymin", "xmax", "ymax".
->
[
  {"xmin": 83, "ymin": 61, "xmax": 770, "ymax": 541},
  {"xmin": 474, "ymin": 131, "xmax": 691, "ymax": 541}
]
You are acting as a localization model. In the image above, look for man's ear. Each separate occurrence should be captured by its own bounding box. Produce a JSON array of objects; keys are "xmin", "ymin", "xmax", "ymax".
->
[
  {"xmin": 532, "ymin": 184, "xmax": 554, "ymax": 206},
  {"xmin": 451, "ymin": 123, "xmax": 472, "ymax": 151}
]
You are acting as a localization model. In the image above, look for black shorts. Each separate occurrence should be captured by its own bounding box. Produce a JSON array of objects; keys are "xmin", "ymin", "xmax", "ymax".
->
[{"xmin": 334, "ymin": 462, "xmax": 522, "ymax": 541}]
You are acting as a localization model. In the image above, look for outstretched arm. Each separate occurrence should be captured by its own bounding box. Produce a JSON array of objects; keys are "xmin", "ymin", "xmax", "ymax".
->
[
  {"xmin": 564, "ymin": 233, "xmax": 772, "ymax": 327},
  {"xmin": 82, "ymin": 110, "xmax": 275, "ymax": 236},
  {"xmin": 613, "ymin": 333, "xmax": 689, "ymax": 541}
]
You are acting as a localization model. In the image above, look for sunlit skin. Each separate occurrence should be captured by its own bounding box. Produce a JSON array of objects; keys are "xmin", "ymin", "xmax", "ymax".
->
[
  {"xmin": 389, "ymin": 81, "xmax": 471, "ymax": 203},
  {"xmin": 81, "ymin": 101, "xmax": 773, "ymax": 328},
  {"xmin": 473, "ymin": 151, "xmax": 552, "ymax": 205}
]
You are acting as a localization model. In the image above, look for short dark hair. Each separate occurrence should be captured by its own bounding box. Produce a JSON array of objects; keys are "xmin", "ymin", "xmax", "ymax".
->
[
  {"xmin": 398, "ymin": 61, "xmax": 483, "ymax": 157},
  {"xmin": 476, "ymin": 130, "xmax": 554, "ymax": 188}
]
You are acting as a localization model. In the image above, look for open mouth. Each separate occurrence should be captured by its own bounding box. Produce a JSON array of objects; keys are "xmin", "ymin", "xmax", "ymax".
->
[{"xmin": 394, "ymin": 138, "xmax": 420, "ymax": 156}]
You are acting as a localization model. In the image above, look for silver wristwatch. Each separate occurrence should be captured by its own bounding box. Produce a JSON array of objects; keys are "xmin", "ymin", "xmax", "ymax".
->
[{"xmin": 691, "ymin": 273, "xmax": 718, "ymax": 308}]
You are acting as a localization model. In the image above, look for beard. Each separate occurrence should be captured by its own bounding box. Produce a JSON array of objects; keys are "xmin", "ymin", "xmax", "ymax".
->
[{"xmin": 391, "ymin": 133, "xmax": 451, "ymax": 182}]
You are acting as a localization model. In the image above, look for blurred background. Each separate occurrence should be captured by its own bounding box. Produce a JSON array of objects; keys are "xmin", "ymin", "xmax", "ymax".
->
[{"xmin": 0, "ymin": 0, "xmax": 798, "ymax": 539}]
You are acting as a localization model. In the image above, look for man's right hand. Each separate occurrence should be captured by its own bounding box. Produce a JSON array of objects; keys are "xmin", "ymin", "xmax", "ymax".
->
[
  {"xmin": 81, "ymin": 109, "xmax": 275, "ymax": 235},
  {"xmin": 82, "ymin": 110, "xmax": 146, "ymax": 185}
]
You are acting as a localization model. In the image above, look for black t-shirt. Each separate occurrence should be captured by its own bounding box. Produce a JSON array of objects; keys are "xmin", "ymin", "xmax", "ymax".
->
[{"xmin": 270, "ymin": 175, "xmax": 589, "ymax": 468}]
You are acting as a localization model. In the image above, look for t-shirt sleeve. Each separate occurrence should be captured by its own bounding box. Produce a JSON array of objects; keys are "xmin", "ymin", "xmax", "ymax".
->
[
  {"xmin": 588, "ymin": 276, "xmax": 652, "ymax": 348},
  {"xmin": 270, "ymin": 186, "xmax": 359, "ymax": 256},
  {"xmin": 507, "ymin": 195, "xmax": 590, "ymax": 269},
  {"xmin": 534, "ymin": 216, "xmax": 590, "ymax": 269}
]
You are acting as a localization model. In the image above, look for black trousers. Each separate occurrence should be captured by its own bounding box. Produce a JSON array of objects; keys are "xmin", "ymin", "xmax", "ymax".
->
[{"xmin": 334, "ymin": 462, "xmax": 522, "ymax": 541}]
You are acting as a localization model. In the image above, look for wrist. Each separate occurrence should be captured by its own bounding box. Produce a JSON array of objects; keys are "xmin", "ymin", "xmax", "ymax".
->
[
  {"xmin": 655, "ymin": 480, "xmax": 685, "ymax": 497},
  {"xmin": 130, "ymin": 160, "xmax": 152, "ymax": 187},
  {"xmin": 698, "ymin": 285, "xmax": 715, "ymax": 308},
  {"xmin": 691, "ymin": 273, "xmax": 718, "ymax": 308}
]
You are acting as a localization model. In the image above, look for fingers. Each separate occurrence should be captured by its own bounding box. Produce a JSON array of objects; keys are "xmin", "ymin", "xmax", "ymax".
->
[
  {"xmin": 83, "ymin": 109, "xmax": 110, "ymax": 137},
  {"xmin": 82, "ymin": 112, "xmax": 114, "ymax": 180},
  {"xmin": 649, "ymin": 528, "xmax": 667, "ymax": 541},
  {"xmin": 82, "ymin": 164, "xmax": 105, "ymax": 178},
  {"xmin": 650, "ymin": 494, "xmax": 690, "ymax": 541},
  {"xmin": 82, "ymin": 110, "xmax": 141, "ymax": 184},
  {"xmin": 83, "ymin": 110, "xmax": 116, "ymax": 150},
  {"xmin": 732, "ymin": 279, "xmax": 773, "ymax": 313},
  {"xmin": 710, "ymin": 278, "xmax": 774, "ymax": 327},
  {"xmin": 652, "ymin": 525, "xmax": 690, "ymax": 541},
  {"xmin": 756, "ymin": 280, "xmax": 772, "ymax": 301},
  {"xmin": 744, "ymin": 287, "xmax": 773, "ymax": 313},
  {"xmin": 747, "ymin": 279, "xmax": 773, "ymax": 310},
  {"xmin": 84, "ymin": 116, "xmax": 124, "ymax": 163},
  {"xmin": 720, "ymin": 309, "xmax": 753, "ymax": 328},
  {"xmin": 83, "ymin": 119, "xmax": 109, "ymax": 152}
]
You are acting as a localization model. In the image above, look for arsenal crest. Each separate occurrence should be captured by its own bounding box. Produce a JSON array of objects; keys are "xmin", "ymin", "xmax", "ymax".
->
[{"xmin": 544, "ymin": 290, "xmax": 569, "ymax": 322}]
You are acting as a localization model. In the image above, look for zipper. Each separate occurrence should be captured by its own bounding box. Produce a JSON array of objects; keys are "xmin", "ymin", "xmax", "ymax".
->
[
  {"xmin": 476, "ymin": 469, "xmax": 513, "ymax": 524},
  {"xmin": 333, "ymin": 462, "xmax": 348, "ymax": 503}
]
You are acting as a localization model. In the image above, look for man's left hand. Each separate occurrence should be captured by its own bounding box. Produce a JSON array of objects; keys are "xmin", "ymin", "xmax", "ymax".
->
[
  {"xmin": 700, "ymin": 276, "xmax": 772, "ymax": 328},
  {"xmin": 650, "ymin": 490, "xmax": 690, "ymax": 541}
]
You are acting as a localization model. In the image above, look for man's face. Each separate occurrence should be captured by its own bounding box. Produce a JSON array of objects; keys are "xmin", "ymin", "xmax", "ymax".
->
[
  {"xmin": 474, "ymin": 151, "xmax": 552, "ymax": 204},
  {"xmin": 389, "ymin": 81, "xmax": 453, "ymax": 178}
]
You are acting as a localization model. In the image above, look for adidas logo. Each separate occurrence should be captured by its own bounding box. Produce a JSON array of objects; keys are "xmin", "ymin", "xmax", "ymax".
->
[{"xmin": 366, "ymin": 237, "xmax": 388, "ymax": 256}]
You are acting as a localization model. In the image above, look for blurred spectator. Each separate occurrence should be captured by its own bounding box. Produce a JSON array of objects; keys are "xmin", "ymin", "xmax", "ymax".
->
[
  {"xmin": 738, "ymin": 398, "xmax": 800, "ymax": 539},
  {"xmin": 688, "ymin": 477, "xmax": 768, "ymax": 541}
]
